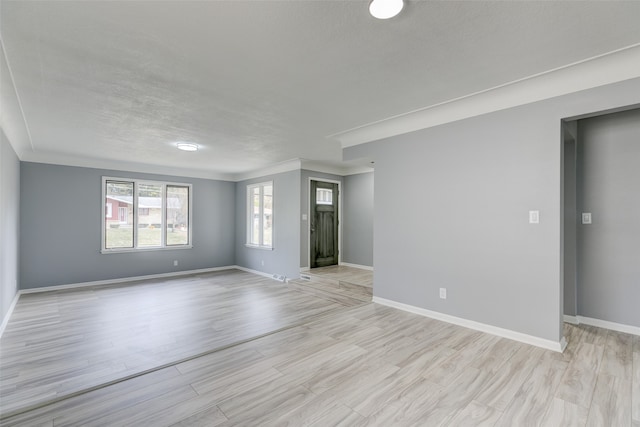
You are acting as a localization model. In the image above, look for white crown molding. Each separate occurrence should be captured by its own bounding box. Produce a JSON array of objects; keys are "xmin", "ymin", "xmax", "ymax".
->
[
  {"xmin": 0, "ymin": 39, "xmax": 34, "ymax": 158},
  {"xmin": 231, "ymin": 159, "xmax": 303, "ymax": 182},
  {"xmin": 300, "ymin": 159, "xmax": 373, "ymax": 177},
  {"xmin": 231, "ymin": 158, "xmax": 374, "ymax": 182},
  {"xmin": 373, "ymin": 296, "xmax": 566, "ymax": 353},
  {"xmin": 332, "ymin": 43, "xmax": 640, "ymax": 148},
  {"xmin": 20, "ymin": 150, "xmax": 234, "ymax": 181},
  {"xmin": 17, "ymin": 151, "xmax": 374, "ymax": 183}
]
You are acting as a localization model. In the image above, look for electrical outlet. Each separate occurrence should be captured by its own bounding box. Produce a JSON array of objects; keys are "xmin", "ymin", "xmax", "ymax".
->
[
  {"xmin": 582, "ymin": 212, "xmax": 592, "ymax": 224},
  {"xmin": 261, "ymin": 260, "xmax": 265, "ymax": 266},
  {"xmin": 529, "ymin": 210, "xmax": 540, "ymax": 224},
  {"xmin": 173, "ymin": 260, "xmax": 178, "ymax": 266},
  {"xmin": 439, "ymin": 288, "xmax": 447, "ymax": 299}
]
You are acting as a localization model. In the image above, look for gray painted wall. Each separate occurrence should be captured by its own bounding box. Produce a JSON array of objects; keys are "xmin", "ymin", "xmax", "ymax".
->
[
  {"xmin": 344, "ymin": 77, "xmax": 640, "ymax": 343},
  {"xmin": 576, "ymin": 109, "xmax": 640, "ymax": 327},
  {"xmin": 299, "ymin": 170, "xmax": 343, "ymax": 269},
  {"xmin": 563, "ymin": 122, "xmax": 578, "ymax": 317},
  {"xmin": 343, "ymin": 172, "xmax": 374, "ymax": 267},
  {"xmin": 19, "ymin": 162, "xmax": 235, "ymax": 289},
  {"xmin": 236, "ymin": 170, "xmax": 301, "ymax": 280},
  {"xmin": 0, "ymin": 130, "xmax": 20, "ymax": 323}
]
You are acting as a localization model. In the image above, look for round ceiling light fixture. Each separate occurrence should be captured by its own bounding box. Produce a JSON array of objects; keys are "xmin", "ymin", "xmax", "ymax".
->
[
  {"xmin": 176, "ymin": 142, "xmax": 199, "ymax": 152},
  {"xmin": 369, "ymin": 0, "xmax": 404, "ymax": 19}
]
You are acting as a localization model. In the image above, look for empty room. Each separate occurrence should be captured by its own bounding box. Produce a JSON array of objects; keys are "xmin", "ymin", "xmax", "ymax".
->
[{"xmin": 1, "ymin": 1, "xmax": 640, "ymax": 425}]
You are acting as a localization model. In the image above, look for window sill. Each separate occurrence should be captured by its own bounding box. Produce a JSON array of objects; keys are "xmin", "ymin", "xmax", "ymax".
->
[
  {"xmin": 101, "ymin": 245, "xmax": 193, "ymax": 254},
  {"xmin": 244, "ymin": 244, "xmax": 274, "ymax": 251}
]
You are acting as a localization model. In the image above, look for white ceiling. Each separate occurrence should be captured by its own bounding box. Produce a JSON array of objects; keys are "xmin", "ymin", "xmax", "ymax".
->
[{"xmin": 2, "ymin": 1, "xmax": 640, "ymax": 180}]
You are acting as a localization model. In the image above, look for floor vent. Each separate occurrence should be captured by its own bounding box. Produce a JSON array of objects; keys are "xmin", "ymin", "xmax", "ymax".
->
[
  {"xmin": 300, "ymin": 274, "xmax": 312, "ymax": 281},
  {"xmin": 272, "ymin": 274, "xmax": 287, "ymax": 282}
]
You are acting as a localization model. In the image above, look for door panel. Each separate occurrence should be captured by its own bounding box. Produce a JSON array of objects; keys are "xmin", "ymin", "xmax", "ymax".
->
[{"xmin": 310, "ymin": 181, "xmax": 339, "ymax": 268}]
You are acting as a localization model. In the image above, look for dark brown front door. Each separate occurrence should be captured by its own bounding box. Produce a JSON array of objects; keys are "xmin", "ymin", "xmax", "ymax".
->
[{"xmin": 310, "ymin": 180, "xmax": 339, "ymax": 268}]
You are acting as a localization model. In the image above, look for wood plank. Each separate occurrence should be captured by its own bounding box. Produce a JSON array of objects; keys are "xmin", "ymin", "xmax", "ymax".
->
[
  {"xmin": 556, "ymin": 342, "xmax": 604, "ymax": 408},
  {"xmin": 586, "ymin": 374, "xmax": 632, "ymax": 427},
  {"xmin": 540, "ymin": 397, "xmax": 589, "ymax": 427},
  {"xmin": 1, "ymin": 269, "xmax": 637, "ymax": 426},
  {"xmin": 495, "ymin": 351, "xmax": 569, "ymax": 426},
  {"xmin": 446, "ymin": 400, "xmax": 504, "ymax": 427},
  {"xmin": 600, "ymin": 331, "xmax": 634, "ymax": 379}
]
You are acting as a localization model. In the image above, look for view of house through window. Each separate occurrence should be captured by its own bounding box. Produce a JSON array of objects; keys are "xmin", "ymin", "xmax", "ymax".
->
[
  {"xmin": 103, "ymin": 178, "xmax": 192, "ymax": 251},
  {"xmin": 247, "ymin": 182, "xmax": 273, "ymax": 248}
]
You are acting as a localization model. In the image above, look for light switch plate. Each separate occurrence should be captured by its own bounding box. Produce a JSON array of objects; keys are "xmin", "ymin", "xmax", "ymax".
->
[
  {"xmin": 582, "ymin": 212, "xmax": 592, "ymax": 224},
  {"xmin": 302, "ymin": 214, "xmax": 308, "ymax": 221},
  {"xmin": 529, "ymin": 210, "xmax": 540, "ymax": 224}
]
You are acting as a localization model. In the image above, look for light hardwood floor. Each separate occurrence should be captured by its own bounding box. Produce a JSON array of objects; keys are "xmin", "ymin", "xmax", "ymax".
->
[{"xmin": 1, "ymin": 270, "xmax": 638, "ymax": 426}]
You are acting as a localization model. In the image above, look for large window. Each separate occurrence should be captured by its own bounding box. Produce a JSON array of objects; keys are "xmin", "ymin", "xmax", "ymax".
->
[
  {"xmin": 102, "ymin": 177, "xmax": 192, "ymax": 252},
  {"xmin": 247, "ymin": 181, "xmax": 273, "ymax": 249}
]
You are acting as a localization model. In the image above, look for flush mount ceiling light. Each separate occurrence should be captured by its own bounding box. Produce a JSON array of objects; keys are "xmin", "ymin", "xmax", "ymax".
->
[
  {"xmin": 176, "ymin": 142, "xmax": 198, "ymax": 152},
  {"xmin": 369, "ymin": 0, "xmax": 404, "ymax": 19}
]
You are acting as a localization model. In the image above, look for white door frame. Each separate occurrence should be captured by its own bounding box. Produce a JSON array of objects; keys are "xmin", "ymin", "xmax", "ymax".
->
[{"xmin": 307, "ymin": 177, "xmax": 343, "ymax": 269}]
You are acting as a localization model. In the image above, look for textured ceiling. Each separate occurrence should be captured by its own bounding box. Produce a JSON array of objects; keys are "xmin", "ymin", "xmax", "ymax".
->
[{"xmin": 2, "ymin": 1, "xmax": 640, "ymax": 178}]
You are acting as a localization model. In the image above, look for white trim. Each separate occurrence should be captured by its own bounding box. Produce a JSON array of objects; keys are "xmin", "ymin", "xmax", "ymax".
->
[
  {"xmin": 574, "ymin": 315, "xmax": 640, "ymax": 336},
  {"xmin": 300, "ymin": 159, "xmax": 373, "ymax": 177},
  {"xmin": 308, "ymin": 177, "xmax": 343, "ymax": 268},
  {"xmin": 339, "ymin": 262, "xmax": 373, "ymax": 271},
  {"xmin": 0, "ymin": 38, "xmax": 35, "ymax": 154},
  {"xmin": 20, "ymin": 151, "xmax": 233, "ymax": 181},
  {"xmin": 19, "ymin": 266, "xmax": 237, "ymax": 294},
  {"xmin": 563, "ymin": 315, "xmax": 580, "ymax": 325},
  {"xmin": 15, "ymin": 155, "xmax": 372, "ymax": 184},
  {"xmin": 372, "ymin": 296, "xmax": 566, "ymax": 353},
  {"xmin": 0, "ymin": 292, "xmax": 21, "ymax": 339},
  {"xmin": 244, "ymin": 244, "xmax": 274, "ymax": 251},
  {"xmin": 232, "ymin": 265, "xmax": 288, "ymax": 280},
  {"xmin": 331, "ymin": 43, "xmax": 640, "ymax": 148},
  {"xmin": 233, "ymin": 159, "xmax": 302, "ymax": 182}
]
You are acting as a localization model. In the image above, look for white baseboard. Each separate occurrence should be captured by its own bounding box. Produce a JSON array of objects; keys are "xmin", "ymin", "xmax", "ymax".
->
[
  {"xmin": 563, "ymin": 315, "xmax": 580, "ymax": 325},
  {"xmin": 0, "ymin": 292, "xmax": 21, "ymax": 339},
  {"xmin": 232, "ymin": 265, "xmax": 293, "ymax": 281},
  {"xmin": 373, "ymin": 296, "xmax": 566, "ymax": 353},
  {"xmin": 339, "ymin": 262, "xmax": 374, "ymax": 271},
  {"xmin": 19, "ymin": 266, "xmax": 238, "ymax": 294},
  {"xmin": 572, "ymin": 315, "xmax": 640, "ymax": 336}
]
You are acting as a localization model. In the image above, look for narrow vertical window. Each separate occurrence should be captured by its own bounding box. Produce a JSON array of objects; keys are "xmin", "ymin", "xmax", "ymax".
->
[
  {"xmin": 105, "ymin": 180, "xmax": 134, "ymax": 249},
  {"xmin": 166, "ymin": 185, "xmax": 190, "ymax": 246},
  {"xmin": 247, "ymin": 181, "xmax": 273, "ymax": 249}
]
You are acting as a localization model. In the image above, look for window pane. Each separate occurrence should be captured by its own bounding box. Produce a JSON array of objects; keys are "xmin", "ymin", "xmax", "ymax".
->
[
  {"xmin": 316, "ymin": 188, "xmax": 332, "ymax": 205},
  {"xmin": 138, "ymin": 183, "xmax": 162, "ymax": 247},
  {"xmin": 251, "ymin": 188, "xmax": 260, "ymax": 245},
  {"xmin": 166, "ymin": 186, "xmax": 189, "ymax": 246},
  {"xmin": 263, "ymin": 185, "xmax": 273, "ymax": 247},
  {"xmin": 105, "ymin": 181, "xmax": 134, "ymax": 249}
]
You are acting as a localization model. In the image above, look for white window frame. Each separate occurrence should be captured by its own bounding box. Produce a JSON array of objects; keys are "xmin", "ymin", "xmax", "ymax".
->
[
  {"xmin": 101, "ymin": 176, "xmax": 193, "ymax": 253},
  {"xmin": 246, "ymin": 181, "xmax": 274, "ymax": 250}
]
